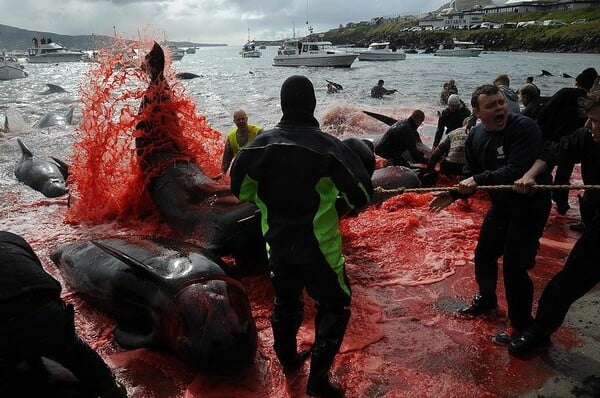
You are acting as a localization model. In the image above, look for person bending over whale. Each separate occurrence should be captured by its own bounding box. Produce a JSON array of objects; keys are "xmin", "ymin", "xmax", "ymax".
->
[
  {"xmin": 230, "ymin": 75, "xmax": 373, "ymax": 397},
  {"xmin": 0, "ymin": 231, "xmax": 126, "ymax": 398},
  {"xmin": 135, "ymin": 42, "xmax": 239, "ymax": 233}
]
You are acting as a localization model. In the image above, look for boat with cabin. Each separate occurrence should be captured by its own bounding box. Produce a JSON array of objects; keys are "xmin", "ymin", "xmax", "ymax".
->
[
  {"xmin": 27, "ymin": 42, "xmax": 83, "ymax": 63},
  {"xmin": 0, "ymin": 53, "xmax": 28, "ymax": 80},
  {"xmin": 273, "ymin": 39, "xmax": 357, "ymax": 67},
  {"xmin": 358, "ymin": 42, "xmax": 406, "ymax": 61},
  {"xmin": 241, "ymin": 41, "xmax": 261, "ymax": 58},
  {"xmin": 434, "ymin": 39, "xmax": 483, "ymax": 57}
]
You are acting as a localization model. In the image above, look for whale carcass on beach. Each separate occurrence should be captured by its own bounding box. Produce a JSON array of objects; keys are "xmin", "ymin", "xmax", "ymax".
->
[
  {"xmin": 50, "ymin": 235, "xmax": 258, "ymax": 372},
  {"xmin": 14, "ymin": 138, "xmax": 69, "ymax": 198}
]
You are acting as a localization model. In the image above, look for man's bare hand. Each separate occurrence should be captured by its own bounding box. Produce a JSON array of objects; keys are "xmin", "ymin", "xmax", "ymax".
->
[
  {"xmin": 513, "ymin": 175, "xmax": 536, "ymax": 194},
  {"xmin": 429, "ymin": 191, "xmax": 454, "ymax": 212},
  {"xmin": 457, "ymin": 177, "xmax": 477, "ymax": 195}
]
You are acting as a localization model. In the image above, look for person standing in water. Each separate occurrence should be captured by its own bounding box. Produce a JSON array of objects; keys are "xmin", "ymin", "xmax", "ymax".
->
[
  {"xmin": 216, "ymin": 109, "xmax": 263, "ymax": 179},
  {"xmin": 230, "ymin": 75, "xmax": 373, "ymax": 397}
]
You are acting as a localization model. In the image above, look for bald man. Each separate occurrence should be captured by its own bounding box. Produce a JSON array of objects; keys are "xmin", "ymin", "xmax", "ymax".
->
[{"xmin": 217, "ymin": 109, "xmax": 263, "ymax": 179}]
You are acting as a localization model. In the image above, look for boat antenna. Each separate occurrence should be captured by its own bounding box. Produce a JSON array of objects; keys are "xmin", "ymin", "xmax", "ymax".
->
[{"xmin": 305, "ymin": 0, "xmax": 313, "ymax": 35}]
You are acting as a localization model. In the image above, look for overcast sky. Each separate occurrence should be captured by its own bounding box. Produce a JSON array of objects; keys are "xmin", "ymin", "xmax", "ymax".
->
[{"xmin": 0, "ymin": 0, "xmax": 450, "ymax": 45}]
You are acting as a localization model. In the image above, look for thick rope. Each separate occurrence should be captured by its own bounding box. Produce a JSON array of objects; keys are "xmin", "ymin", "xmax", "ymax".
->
[{"xmin": 375, "ymin": 184, "xmax": 600, "ymax": 195}]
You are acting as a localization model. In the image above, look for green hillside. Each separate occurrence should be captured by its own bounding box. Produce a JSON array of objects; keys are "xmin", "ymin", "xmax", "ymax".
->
[{"xmin": 320, "ymin": 7, "xmax": 600, "ymax": 53}]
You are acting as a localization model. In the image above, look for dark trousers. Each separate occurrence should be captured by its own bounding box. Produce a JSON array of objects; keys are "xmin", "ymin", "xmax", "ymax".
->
[
  {"xmin": 536, "ymin": 222, "xmax": 600, "ymax": 334},
  {"xmin": 474, "ymin": 196, "xmax": 551, "ymax": 330},
  {"xmin": 269, "ymin": 244, "xmax": 351, "ymax": 365},
  {"xmin": 0, "ymin": 299, "xmax": 115, "ymax": 396},
  {"xmin": 552, "ymin": 161, "xmax": 575, "ymax": 207}
]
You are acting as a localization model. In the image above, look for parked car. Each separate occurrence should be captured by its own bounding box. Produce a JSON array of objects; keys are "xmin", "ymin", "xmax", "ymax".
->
[
  {"xmin": 571, "ymin": 18, "xmax": 587, "ymax": 24},
  {"xmin": 543, "ymin": 19, "xmax": 566, "ymax": 26}
]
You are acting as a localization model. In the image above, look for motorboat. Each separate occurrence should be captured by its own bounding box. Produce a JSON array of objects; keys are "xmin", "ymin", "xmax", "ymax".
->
[
  {"xmin": 27, "ymin": 42, "xmax": 83, "ymax": 63},
  {"xmin": 358, "ymin": 42, "xmax": 406, "ymax": 61},
  {"xmin": 434, "ymin": 39, "xmax": 483, "ymax": 57},
  {"xmin": 273, "ymin": 39, "xmax": 358, "ymax": 67},
  {"xmin": 185, "ymin": 47, "xmax": 196, "ymax": 54},
  {"xmin": 0, "ymin": 54, "xmax": 28, "ymax": 80},
  {"xmin": 168, "ymin": 46, "xmax": 185, "ymax": 61},
  {"xmin": 241, "ymin": 41, "xmax": 261, "ymax": 58}
]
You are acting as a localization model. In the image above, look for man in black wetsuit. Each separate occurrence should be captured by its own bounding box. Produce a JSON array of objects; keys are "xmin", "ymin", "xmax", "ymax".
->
[
  {"xmin": 0, "ymin": 231, "xmax": 126, "ymax": 398},
  {"xmin": 230, "ymin": 75, "xmax": 373, "ymax": 398},
  {"xmin": 429, "ymin": 84, "xmax": 552, "ymax": 345},
  {"xmin": 374, "ymin": 109, "xmax": 427, "ymax": 167},
  {"xmin": 510, "ymin": 89, "xmax": 600, "ymax": 357}
]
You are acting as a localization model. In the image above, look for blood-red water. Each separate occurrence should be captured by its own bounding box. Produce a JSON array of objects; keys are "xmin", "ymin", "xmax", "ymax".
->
[{"xmin": 4, "ymin": 43, "xmax": 591, "ymax": 398}]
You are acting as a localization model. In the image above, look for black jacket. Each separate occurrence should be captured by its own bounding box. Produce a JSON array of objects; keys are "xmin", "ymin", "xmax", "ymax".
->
[
  {"xmin": 230, "ymin": 121, "xmax": 373, "ymax": 255},
  {"xmin": 0, "ymin": 232, "xmax": 61, "ymax": 308},
  {"xmin": 433, "ymin": 105, "xmax": 471, "ymax": 147},
  {"xmin": 459, "ymin": 113, "xmax": 551, "ymax": 204},
  {"xmin": 374, "ymin": 118, "xmax": 426, "ymax": 165},
  {"xmin": 537, "ymin": 87, "xmax": 587, "ymax": 143}
]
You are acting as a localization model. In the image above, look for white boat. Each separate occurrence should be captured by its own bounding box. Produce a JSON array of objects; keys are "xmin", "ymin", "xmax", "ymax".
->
[
  {"xmin": 434, "ymin": 40, "xmax": 483, "ymax": 57},
  {"xmin": 0, "ymin": 54, "xmax": 28, "ymax": 80},
  {"xmin": 241, "ymin": 41, "xmax": 261, "ymax": 58},
  {"xmin": 169, "ymin": 46, "xmax": 185, "ymax": 61},
  {"xmin": 273, "ymin": 39, "xmax": 358, "ymax": 67},
  {"xmin": 27, "ymin": 42, "xmax": 83, "ymax": 63},
  {"xmin": 358, "ymin": 42, "xmax": 406, "ymax": 61}
]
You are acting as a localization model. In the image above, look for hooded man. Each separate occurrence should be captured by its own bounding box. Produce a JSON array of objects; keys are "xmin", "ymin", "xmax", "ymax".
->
[
  {"xmin": 230, "ymin": 75, "xmax": 373, "ymax": 397},
  {"xmin": 0, "ymin": 231, "xmax": 126, "ymax": 398}
]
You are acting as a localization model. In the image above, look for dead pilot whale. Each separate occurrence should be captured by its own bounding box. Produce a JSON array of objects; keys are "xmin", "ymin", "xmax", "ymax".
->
[
  {"xmin": 50, "ymin": 236, "xmax": 258, "ymax": 372},
  {"xmin": 14, "ymin": 138, "xmax": 69, "ymax": 198}
]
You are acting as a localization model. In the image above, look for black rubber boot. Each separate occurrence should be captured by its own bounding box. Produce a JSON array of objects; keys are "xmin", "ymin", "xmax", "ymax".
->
[
  {"xmin": 306, "ymin": 306, "xmax": 350, "ymax": 398},
  {"xmin": 306, "ymin": 351, "xmax": 345, "ymax": 398},
  {"xmin": 271, "ymin": 298, "xmax": 305, "ymax": 373}
]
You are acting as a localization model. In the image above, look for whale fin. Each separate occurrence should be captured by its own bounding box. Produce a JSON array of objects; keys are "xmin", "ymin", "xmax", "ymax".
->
[
  {"xmin": 561, "ymin": 72, "xmax": 573, "ymax": 78},
  {"xmin": 51, "ymin": 157, "xmax": 70, "ymax": 179},
  {"xmin": 363, "ymin": 110, "xmax": 398, "ymax": 126},
  {"xmin": 65, "ymin": 107, "xmax": 75, "ymax": 125},
  {"xmin": 326, "ymin": 79, "xmax": 343, "ymax": 90},
  {"xmin": 540, "ymin": 69, "xmax": 553, "ymax": 77},
  {"xmin": 40, "ymin": 83, "xmax": 67, "ymax": 95},
  {"xmin": 91, "ymin": 241, "xmax": 172, "ymax": 289},
  {"xmin": 16, "ymin": 138, "xmax": 33, "ymax": 158}
]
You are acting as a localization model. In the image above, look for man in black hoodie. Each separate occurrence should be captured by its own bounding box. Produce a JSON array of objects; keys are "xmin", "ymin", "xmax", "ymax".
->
[
  {"xmin": 374, "ymin": 109, "xmax": 427, "ymax": 167},
  {"xmin": 230, "ymin": 75, "xmax": 373, "ymax": 397},
  {"xmin": 0, "ymin": 231, "xmax": 126, "ymax": 397}
]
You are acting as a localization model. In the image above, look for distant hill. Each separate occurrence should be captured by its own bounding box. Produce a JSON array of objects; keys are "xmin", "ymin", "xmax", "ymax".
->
[{"xmin": 0, "ymin": 24, "xmax": 227, "ymax": 51}]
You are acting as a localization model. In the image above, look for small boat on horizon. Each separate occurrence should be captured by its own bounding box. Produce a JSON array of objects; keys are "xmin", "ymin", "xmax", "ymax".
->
[
  {"xmin": 434, "ymin": 39, "xmax": 483, "ymax": 57},
  {"xmin": 273, "ymin": 39, "xmax": 357, "ymax": 68},
  {"xmin": 0, "ymin": 53, "xmax": 28, "ymax": 80},
  {"xmin": 358, "ymin": 42, "xmax": 406, "ymax": 61}
]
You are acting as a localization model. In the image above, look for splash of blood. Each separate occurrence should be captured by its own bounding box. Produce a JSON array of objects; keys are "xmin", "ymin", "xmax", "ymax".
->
[{"xmin": 66, "ymin": 38, "xmax": 223, "ymax": 225}]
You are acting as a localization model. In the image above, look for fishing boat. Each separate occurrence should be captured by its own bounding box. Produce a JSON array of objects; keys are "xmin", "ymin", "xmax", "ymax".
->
[
  {"xmin": 0, "ymin": 53, "xmax": 28, "ymax": 80},
  {"xmin": 27, "ymin": 42, "xmax": 83, "ymax": 63},
  {"xmin": 358, "ymin": 42, "xmax": 406, "ymax": 61},
  {"xmin": 434, "ymin": 39, "xmax": 483, "ymax": 57},
  {"xmin": 273, "ymin": 39, "xmax": 357, "ymax": 67},
  {"xmin": 241, "ymin": 41, "xmax": 261, "ymax": 58}
]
